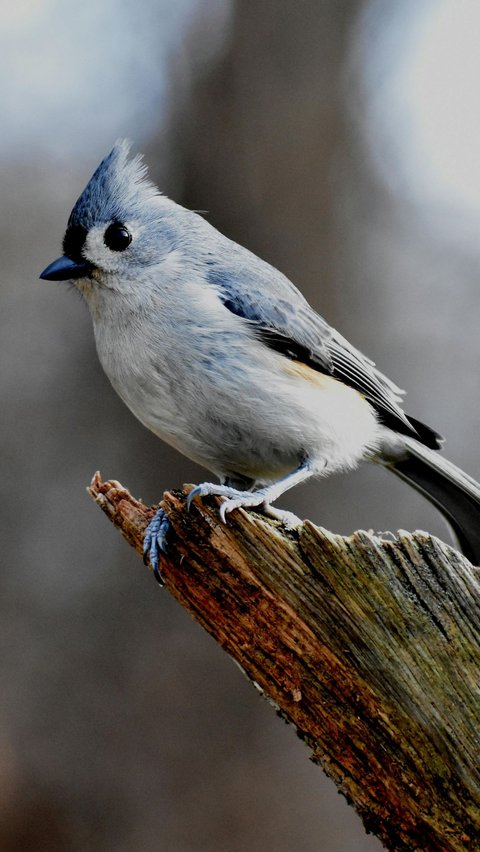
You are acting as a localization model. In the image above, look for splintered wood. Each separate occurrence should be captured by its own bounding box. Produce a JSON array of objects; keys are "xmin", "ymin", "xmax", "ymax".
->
[{"xmin": 89, "ymin": 472, "xmax": 480, "ymax": 851}]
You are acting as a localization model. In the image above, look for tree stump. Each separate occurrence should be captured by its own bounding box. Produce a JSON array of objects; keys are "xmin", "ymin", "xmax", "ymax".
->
[{"xmin": 88, "ymin": 472, "xmax": 480, "ymax": 851}]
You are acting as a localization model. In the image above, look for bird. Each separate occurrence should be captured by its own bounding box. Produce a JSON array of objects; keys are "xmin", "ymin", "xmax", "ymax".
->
[{"xmin": 40, "ymin": 140, "xmax": 480, "ymax": 582}]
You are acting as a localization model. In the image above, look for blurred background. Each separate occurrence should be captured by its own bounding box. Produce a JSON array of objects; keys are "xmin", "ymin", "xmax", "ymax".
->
[{"xmin": 1, "ymin": 0, "xmax": 479, "ymax": 849}]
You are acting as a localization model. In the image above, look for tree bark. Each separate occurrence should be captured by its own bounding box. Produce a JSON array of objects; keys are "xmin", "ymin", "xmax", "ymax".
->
[{"xmin": 88, "ymin": 472, "xmax": 480, "ymax": 851}]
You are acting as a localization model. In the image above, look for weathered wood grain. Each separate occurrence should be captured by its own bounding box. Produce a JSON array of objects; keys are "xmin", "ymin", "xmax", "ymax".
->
[{"xmin": 88, "ymin": 472, "xmax": 480, "ymax": 850}]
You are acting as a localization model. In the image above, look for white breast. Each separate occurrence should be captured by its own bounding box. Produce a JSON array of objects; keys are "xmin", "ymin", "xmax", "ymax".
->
[{"xmin": 87, "ymin": 271, "xmax": 381, "ymax": 481}]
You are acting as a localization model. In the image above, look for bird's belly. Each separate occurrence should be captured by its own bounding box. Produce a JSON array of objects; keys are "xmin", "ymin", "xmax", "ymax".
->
[
  {"xmin": 99, "ymin": 330, "xmax": 380, "ymax": 482},
  {"xmin": 169, "ymin": 370, "xmax": 375, "ymax": 483},
  {"xmin": 191, "ymin": 360, "xmax": 380, "ymax": 481}
]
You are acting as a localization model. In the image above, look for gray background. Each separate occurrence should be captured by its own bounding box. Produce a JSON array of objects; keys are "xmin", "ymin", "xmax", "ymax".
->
[{"xmin": 1, "ymin": 1, "xmax": 479, "ymax": 849}]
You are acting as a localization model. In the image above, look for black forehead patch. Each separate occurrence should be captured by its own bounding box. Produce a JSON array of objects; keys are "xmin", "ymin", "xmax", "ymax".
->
[{"xmin": 62, "ymin": 223, "xmax": 88, "ymax": 261}]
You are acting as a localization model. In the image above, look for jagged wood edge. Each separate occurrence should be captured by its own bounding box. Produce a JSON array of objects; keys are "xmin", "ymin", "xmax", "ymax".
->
[{"xmin": 88, "ymin": 471, "xmax": 480, "ymax": 852}]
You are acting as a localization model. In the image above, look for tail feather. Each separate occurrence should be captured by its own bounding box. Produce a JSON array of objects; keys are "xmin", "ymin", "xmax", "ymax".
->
[
  {"xmin": 405, "ymin": 415, "xmax": 444, "ymax": 450},
  {"xmin": 387, "ymin": 438, "xmax": 480, "ymax": 566}
]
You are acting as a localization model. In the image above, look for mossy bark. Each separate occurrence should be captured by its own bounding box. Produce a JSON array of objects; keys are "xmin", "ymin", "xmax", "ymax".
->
[{"xmin": 89, "ymin": 472, "xmax": 480, "ymax": 851}]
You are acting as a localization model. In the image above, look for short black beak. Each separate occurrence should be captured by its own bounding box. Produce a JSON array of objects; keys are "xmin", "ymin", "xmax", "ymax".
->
[{"xmin": 39, "ymin": 255, "xmax": 91, "ymax": 281}]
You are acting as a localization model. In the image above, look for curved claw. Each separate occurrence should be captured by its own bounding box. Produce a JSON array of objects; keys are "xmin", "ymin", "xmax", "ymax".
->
[
  {"xmin": 218, "ymin": 495, "xmax": 268, "ymax": 524},
  {"xmin": 219, "ymin": 499, "xmax": 243, "ymax": 523},
  {"xmin": 186, "ymin": 482, "xmax": 245, "ymax": 511},
  {"xmin": 219, "ymin": 501, "xmax": 230, "ymax": 524},
  {"xmin": 186, "ymin": 485, "xmax": 203, "ymax": 511},
  {"xmin": 143, "ymin": 508, "xmax": 170, "ymax": 585}
]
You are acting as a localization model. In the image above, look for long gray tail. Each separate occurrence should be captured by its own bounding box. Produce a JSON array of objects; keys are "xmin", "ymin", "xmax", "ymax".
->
[{"xmin": 387, "ymin": 438, "xmax": 480, "ymax": 566}]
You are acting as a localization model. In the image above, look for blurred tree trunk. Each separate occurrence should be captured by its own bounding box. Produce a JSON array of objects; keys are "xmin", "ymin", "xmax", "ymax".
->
[
  {"xmin": 90, "ymin": 473, "xmax": 480, "ymax": 852},
  {"xmin": 178, "ymin": 0, "xmax": 354, "ymax": 310}
]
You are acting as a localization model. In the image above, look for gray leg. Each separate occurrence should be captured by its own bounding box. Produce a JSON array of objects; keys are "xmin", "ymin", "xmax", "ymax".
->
[{"xmin": 187, "ymin": 460, "xmax": 312, "ymax": 527}]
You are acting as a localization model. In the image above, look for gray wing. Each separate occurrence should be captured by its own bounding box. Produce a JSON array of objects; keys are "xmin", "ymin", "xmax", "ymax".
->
[
  {"xmin": 207, "ymin": 253, "xmax": 441, "ymax": 446},
  {"xmin": 206, "ymin": 252, "xmax": 334, "ymax": 373}
]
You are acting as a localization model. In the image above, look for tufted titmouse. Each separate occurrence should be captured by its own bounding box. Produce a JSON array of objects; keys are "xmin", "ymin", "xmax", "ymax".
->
[{"xmin": 41, "ymin": 141, "xmax": 480, "ymax": 581}]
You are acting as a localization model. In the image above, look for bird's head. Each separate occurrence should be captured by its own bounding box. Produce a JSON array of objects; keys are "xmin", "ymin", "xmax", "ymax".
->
[{"xmin": 40, "ymin": 141, "xmax": 177, "ymax": 296}]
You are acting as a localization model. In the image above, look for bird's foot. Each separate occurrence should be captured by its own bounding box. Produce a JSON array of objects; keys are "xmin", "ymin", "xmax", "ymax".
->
[
  {"xmin": 143, "ymin": 508, "xmax": 170, "ymax": 585},
  {"xmin": 186, "ymin": 482, "xmax": 247, "ymax": 520},
  {"xmin": 260, "ymin": 503, "xmax": 302, "ymax": 529},
  {"xmin": 187, "ymin": 482, "xmax": 302, "ymax": 528}
]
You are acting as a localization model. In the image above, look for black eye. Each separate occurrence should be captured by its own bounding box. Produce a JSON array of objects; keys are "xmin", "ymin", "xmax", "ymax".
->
[{"xmin": 104, "ymin": 222, "xmax": 132, "ymax": 252}]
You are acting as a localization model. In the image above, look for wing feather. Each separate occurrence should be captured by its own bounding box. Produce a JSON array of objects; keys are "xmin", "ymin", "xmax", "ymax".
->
[{"xmin": 206, "ymin": 255, "xmax": 441, "ymax": 448}]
